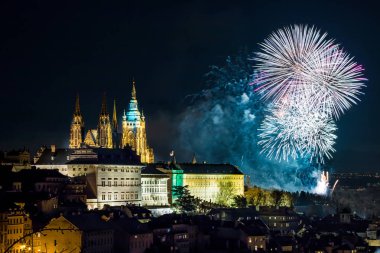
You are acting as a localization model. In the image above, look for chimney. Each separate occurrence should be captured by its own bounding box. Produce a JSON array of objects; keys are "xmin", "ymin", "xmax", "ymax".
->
[{"xmin": 51, "ymin": 145, "xmax": 56, "ymax": 153}]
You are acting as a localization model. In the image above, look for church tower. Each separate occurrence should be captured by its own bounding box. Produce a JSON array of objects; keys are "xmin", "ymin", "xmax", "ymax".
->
[
  {"xmin": 112, "ymin": 99, "xmax": 119, "ymax": 148},
  {"xmin": 97, "ymin": 93, "xmax": 113, "ymax": 148},
  {"xmin": 121, "ymin": 80, "xmax": 154, "ymax": 163},
  {"xmin": 69, "ymin": 94, "xmax": 84, "ymax": 149}
]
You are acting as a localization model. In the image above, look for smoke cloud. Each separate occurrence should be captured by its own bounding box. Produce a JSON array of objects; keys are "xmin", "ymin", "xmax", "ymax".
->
[{"xmin": 176, "ymin": 50, "xmax": 323, "ymax": 192}]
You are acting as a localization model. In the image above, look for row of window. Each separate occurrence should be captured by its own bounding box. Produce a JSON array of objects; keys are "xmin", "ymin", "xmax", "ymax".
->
[
  {"xmin": 141, "ymin": 180, "xmax": 166, "ymax": 185},
  {"xmin": 268, "ymin": 216, "xmax": 295, "ymax": 220},
  {"xmin": 8, "ymin": 217, "xmax": 25, "ymax": 224},
  {"xmin": 7, "ymin": 228, "xmax": 23, "ymax": 234},
  {"xmin": 142, "ymin": 187, "xmax": 167, "ymax": 193},
  {"xmin": 100, "ymin": 178, "xmax": 140, "ymax": 187},
  {"xmin": 101, "ymin": 192, "xmax": 139, "ymax": 201},
  {"xmin": 130, "ymin": 239, "xmax": 151, "ymax": 249},
  {"xmin": 100, "ymin": 168, "xmax": 139, "ymax": 173},
  {"xmin": 141, "ymin": 195, "xmax": 167, "ymax": 201}
]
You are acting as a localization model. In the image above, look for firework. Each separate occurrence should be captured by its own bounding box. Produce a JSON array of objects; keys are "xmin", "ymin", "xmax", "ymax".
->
[
  {"xmin": 254, "ymin": 24, "xmax": 366, "ymax": 118},
  {"xmin": 258, "ymin": 92, "xmax": 337, "ymax": 163},
  {"xmin": 314, "ymin": 171, "xmax": 329, "ymax": 195}
]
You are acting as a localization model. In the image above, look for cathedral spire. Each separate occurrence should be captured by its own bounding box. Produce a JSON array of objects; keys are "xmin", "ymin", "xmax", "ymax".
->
[
  {"xmin": 101, "ymin": 92, "xmax": 107, "ymax": 114},
  {"xmin": 132, "ymin": 79, "xmax": 137, "ymax": 100},
  {"xmin": 69, "ymin": 93, "xmax": 84, "ymax": 149},
  {"xmin": 112, "ymin": 99, "xmax": 118, "ymax": 131},
  {"xmin": 75, "ymin": 93, "xmax": 81, "ymax": 115},
  {"xmin": 141, "ymin": 109, "xmax": 145, "ymax": 121},
  {"xmin": 192, "ymin": 153, "xmax": 197, "ymax": 164}
]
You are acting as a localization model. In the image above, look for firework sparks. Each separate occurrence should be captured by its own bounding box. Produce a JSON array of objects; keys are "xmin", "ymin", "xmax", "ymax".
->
[
  {"xmin": 254, "ymin": 24, "xmax": 366, "ymax": 118},
  {"xmin": 314, "ymin": 171, "xmax": 329, "ymax": 195},
  {"xmin": 258, "ymin": 92, "xmax": 337, "ymax": 163},
  {"xmin": 255, "ymin": 25, "xmax": 365, "ymax": 163}
]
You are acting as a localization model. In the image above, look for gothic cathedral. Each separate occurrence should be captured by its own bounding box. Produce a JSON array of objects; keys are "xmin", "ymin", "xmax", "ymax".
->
[{"xmin": 69, "ymin": 81, "xmax": 154, "ymax": 163}]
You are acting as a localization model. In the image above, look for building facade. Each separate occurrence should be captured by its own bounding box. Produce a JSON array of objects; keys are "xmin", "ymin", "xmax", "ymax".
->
[
  {"xmin": 141, "ymin": 165, "xmax": 170, "ymax": 207},
  {"xmin": 155, "ymin": 161, "xmax": 244, "ymax": 205},
  {"xmin": 0, "ymin": 205, "xmax": 32, "ymax": 253},
  {"xmin": 69, "ymin": 80, "xmax": 154, "ymax": 163},
  {"xmin": 69, "ymin": 95, "xmax": 84, "ymax": 149},
  {"xmin": 41, "ymin": 215, "xmax": 114, "ymax": 253},
  {"xmin": 34, "ymin": 146, "xmax": 143, "ymax": 209}
]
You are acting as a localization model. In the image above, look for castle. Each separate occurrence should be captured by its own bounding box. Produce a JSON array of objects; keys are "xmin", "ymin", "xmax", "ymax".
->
[{"xmin": 69, "ymin": 80, "xmax": 154, "ymax": 163}]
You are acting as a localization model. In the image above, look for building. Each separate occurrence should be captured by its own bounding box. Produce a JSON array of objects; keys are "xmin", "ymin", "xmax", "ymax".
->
[
  {"xmin": 121, "ymin": 81, "xmax": 154, "ymax": 163},
  {"xmin": 34, "ymin": 146, "xmax": 144, "ymax": 209},
  {"xmin": 69, "ymin": 94, "xmax": 85, "ymax": 149},
  {"xmin": 155, "ymin": 160, "xmax": 244, "ymax": 204},
  {"xmin": 141, "ymin": 165, "xmax": 170, "ymax": 207},
  {"xmin": 69, "ymin": 81, "xmax": 154, "ymax": 163},
  {"xmin": 0, "ymin": 149, "xmax": 31, "ymax": 172},
  {"xmin": 111, "ymin": 217, "xmax": 153, "ymax": 253},
  {"xmin": 0, "ymin": 202, "xmax": 32, "ymax": 253},
  {"xmin": 41, "ymin": 214, "xmax": 114, "ymax": 253},
  {"xmin": 258, "ymin": 206, "xmax": 300, "ymax": 234}
]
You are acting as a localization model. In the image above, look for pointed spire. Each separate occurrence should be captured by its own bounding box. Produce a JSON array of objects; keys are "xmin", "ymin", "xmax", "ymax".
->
[
  {"xmin": 170, "ymin": 150, "xmax": 176, "ymax": 164},
  {"xmin": 192, "ymin": 153, "xmax": 197, "ymax": 164},
  {"xmin": 101, "ymin": 92, "xmax": 107, "ymax": 114},
  {"xmin": 112, "ymin": 99, "xmax": 118, "ymax": 130},
  {"xmin": 75, "ymin": 93, "xmax": 81, "ymax": 114},
  {"xmin": 141, "ymin": 109, "xmax": 145, "ymax": 121},
  {"xmin": 122, "ymin": 109, "xmax": 126, "ymax": 121},
  {"xmin": 132, "ymin": 79, "xmax": 137, "ymax": 100}
]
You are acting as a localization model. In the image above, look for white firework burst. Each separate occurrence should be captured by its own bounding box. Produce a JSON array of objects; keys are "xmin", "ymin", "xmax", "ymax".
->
[
  {"xmin": 258, "ymin": 93, "xmax": 337, "ymax": 163},
  {"xmin": 254, "ymin": 24, "xmax": 366, "ymax": 118}
]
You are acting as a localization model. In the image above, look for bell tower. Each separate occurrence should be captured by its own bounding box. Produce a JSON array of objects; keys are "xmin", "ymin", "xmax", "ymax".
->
[
  {"xmin": 121, "ymin": 80, "xmax": 154, "ymax": 163},
  {"xmin": 69, "ymin": 94, "xmax": 84, "ymax": 149},
  {"xmin": 97, "ymin": 93, "xmax": 113, "ymax": 148}
]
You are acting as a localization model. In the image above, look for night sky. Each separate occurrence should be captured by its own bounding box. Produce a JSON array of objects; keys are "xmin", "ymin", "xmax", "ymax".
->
[{"xmin": 0, "ymin": 1, "xmax": 379, "ymax": 171}]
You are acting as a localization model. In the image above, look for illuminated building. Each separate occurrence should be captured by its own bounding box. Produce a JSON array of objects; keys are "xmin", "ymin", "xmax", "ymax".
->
[
  {"xmin": 34, "ymin": 146, "xmax": 143, "ymax": 209},
  {"xmin": 41, "ymin": 214, "xmax": 114, "ymax": 253},
  {"xmin": 69, "ymin": 80, "xmax": 154, "ymax": 163},
  {"xmin": 69, "ymin": 94, "xmax": 84, "ymax": 149},
  {"xmin": 0, "ymin": 203, "xmax": 32, "ymax": 253},
  {"xmin": 155, "ymin": 159, "xmax": 244, "ymax": 204},
  {"xmin": 180, "ymin": 163, "xmax": 244, "ymax": 203},
  {"xmin": 121, "ymin": 80, "xmax": 154, "ymax": 163},
  {"xmin": 141, "ymin": 165, "xmax": 170, "ymax": 207},
  {"xmin": 97, "ymin": 93, "xmax": 113, "ymax": 148}
]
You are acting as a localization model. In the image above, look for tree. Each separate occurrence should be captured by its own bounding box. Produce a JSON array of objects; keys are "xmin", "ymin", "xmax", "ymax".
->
[
  {"xmin": 216, "ymin": 181, "xmax": 235, "ymax": 206},
  {"xmin": 172, "ymin": 185, "xmax": 196, "ymax": 213},
  {"xmin": 233, "ymin": 195, "xmax": 247, "ymax": 208},
  {"xmin": 271, "ymin": 190, "xmax": 283, "ymax": 207}
]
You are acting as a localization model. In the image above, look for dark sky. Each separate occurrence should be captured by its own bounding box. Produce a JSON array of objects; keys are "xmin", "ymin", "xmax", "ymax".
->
[{"xmin": 0, "ymin": 0, "xmax": 379, "ymax": 171}]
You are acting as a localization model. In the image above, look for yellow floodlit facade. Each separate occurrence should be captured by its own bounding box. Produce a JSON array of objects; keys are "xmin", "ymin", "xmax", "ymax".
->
[{"xmin": 183, "ymin": 173, "xmax": 244, "ymax": 203}]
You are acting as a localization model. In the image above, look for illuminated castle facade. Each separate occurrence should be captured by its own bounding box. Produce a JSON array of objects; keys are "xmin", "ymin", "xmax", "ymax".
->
[{"xmin": 69, "ymin": 81, "xmax": 154, "ymax": 163}]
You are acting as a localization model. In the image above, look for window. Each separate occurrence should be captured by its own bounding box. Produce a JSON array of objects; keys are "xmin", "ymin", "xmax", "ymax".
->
[
  {"xmin": 108, "ymin": 193, "xmax": 111, "ymax": 200},
  {"xmin": 102, "ymin": 194, "xmax": 105, "ymax": 200},
  {"xmin": 114, "ymin": 193, "xmax": 118, "ymax": 200}
]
